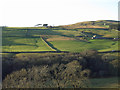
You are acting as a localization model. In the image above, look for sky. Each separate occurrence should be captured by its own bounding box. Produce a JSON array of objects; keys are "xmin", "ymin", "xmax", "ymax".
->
[{"xmin": 0, "ymin": 0, "xmax": 119, "ymax": 27}]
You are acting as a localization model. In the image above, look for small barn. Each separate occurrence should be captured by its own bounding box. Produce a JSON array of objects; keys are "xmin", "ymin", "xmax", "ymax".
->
[{"xmin": 43, "ymin": 24, "xmax": 48, "ymax": 27}]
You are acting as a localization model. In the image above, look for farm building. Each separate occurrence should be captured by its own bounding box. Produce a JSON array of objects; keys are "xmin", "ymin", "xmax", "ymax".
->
[
  {"xmin": 92, "ymin": 35, "xmax": 114, "ymax": 39},
  {"xmin": 91, "ymin": 35, "xmax": 96, "ymax": 39},
  {"xmin": 43, "ymin": 24, "xmax": 48, "ymax": 27},
  {"xmin": 35, "ymin": 24, "xmax": 48, "ymax": 27}
]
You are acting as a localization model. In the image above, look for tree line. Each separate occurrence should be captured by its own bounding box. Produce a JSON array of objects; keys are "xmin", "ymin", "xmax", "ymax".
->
[
  {"xmin": 109, "ymin": 24, "xmax": 120, "ymax": 31},
  {"xmin": 2, "ymin": 50, "xmax": 119, "ymax": 88}
]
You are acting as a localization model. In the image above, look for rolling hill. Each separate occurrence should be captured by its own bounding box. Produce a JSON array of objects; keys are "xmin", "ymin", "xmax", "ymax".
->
[
  {"xmin": 2, "ymin": 20, "xmax": 119, "ymax": 52},
  {"xmin": 60, "ymin": 20, "xmax": 119, "ymax": 29}
]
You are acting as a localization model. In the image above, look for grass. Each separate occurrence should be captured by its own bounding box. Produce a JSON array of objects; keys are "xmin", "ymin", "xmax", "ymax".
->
[
  {"xmin": 49, "ymin": 39, "xmax": 118, "ymax": 52},
  {"xmin": 89, "ymin": 77, "xmax": 119, "ymax": 88},
  {"xmin": 77, "ymin": 29, "xmax": 119, "ymax": 38},
  {"xmin": 3, "ymin": 37, "xmax": 54, "ymax": 52},
  {"xmin": 46, "ymin": 35, "xmax": 75, "ymax": 41},
  {"xmin": 53, "ymin": 30, "xmax": 81, "ymax": 37},
  {"xmin": 50, "ymin": 40, "xmax": 88, "ymax": 52},
  {"xmin": 2, "ymin": 24, "xmax": 119, "ymax": 88},
  {"xmin": 2, "ymin": 29, "xmax": 27, "ymax": 37},
  {"xmin": 15, "ymin": 53, "xmax": 65, "ymax": 58},
  {"xmin": 2, "ymin": 27, "xmax": 119, "ymax": 52},
  {"xmin": 98, "ymin": 41, "xmax": 118, "ymax": 52}
]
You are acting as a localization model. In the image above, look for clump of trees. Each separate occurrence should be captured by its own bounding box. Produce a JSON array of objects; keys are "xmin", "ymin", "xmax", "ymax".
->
[
  {"xmin": 2, "ymin": 50, "xmax": 119, "ymax": 88},
  {"xmin": 109, "ymin": 24, "xmax": 120, "ymax": 30}
]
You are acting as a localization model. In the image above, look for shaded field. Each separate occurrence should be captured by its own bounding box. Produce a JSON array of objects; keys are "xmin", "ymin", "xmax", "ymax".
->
[{"xmin": 89, "ymin": 77, "xmax": 119, "ymax": 88}]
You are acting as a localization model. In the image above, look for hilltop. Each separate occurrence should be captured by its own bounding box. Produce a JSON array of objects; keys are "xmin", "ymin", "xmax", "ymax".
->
[{"xmin": 60, "ymin": 20, "xmax": 119, "ymax": 29}]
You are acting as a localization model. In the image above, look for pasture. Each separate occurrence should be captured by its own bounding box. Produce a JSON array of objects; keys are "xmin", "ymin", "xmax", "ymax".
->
[
  {"xmin": 2, "ymin": 27, "xmax": 119, "ymax": 52},
  {"xmin": 49, "ymin": 39, "xmax": 118, "ymax": 52},
  {"xmin": 3, "ymin": 37, "xmax": 54, "ymax": 52}
]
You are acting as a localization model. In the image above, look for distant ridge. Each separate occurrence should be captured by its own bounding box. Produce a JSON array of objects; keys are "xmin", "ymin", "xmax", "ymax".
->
[{"xmin": 60, "ymin": 20, "xmax": 119, "ymax": 29}]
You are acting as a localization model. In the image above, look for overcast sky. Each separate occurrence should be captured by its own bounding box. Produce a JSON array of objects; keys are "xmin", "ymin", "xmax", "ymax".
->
[{"xmin": 1, "ymin": 0, "xmax": 119, "ymax": 27}]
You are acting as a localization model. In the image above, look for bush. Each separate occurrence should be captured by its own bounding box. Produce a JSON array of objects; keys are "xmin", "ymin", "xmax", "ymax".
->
[
  {"xmin": 3, "ymin": 64, "xmax": 88, "ymax": 88},
  {"xmin": 2, "ymin": 50, "xmax": 118, "ymax": 88}
]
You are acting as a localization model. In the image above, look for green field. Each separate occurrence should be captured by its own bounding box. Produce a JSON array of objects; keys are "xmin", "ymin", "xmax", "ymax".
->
[
  {"xmin": 2, "ymin": 22, "xmax": 119, "ymax": 52},
  {"xmin": 49, "ymin": 39, "xmax": 118, "ymax": 52},
  {"xmin": 3, "ymin": 37, "xmax": 54, "ymax": 52}
]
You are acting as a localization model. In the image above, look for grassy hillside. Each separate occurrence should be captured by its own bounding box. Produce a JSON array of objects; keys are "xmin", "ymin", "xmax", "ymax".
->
[
  {"xmin": 60, "ymin": 20, "xmax": 119, "ymax": 29},
  {"xmin": 49, "ymin": 39, "xmax": 118, "ymax": 52},
  {"xmin": 3, "ymin": 37, "xmax": 54, "ymax": 52},
  {"xmin": 2, "ymin": 20, "xmax": 119, "ymax": 52}
]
